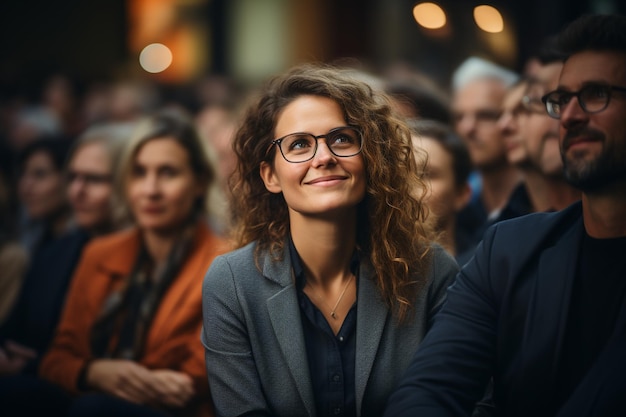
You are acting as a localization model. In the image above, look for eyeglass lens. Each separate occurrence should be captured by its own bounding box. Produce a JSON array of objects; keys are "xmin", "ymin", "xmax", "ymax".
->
[
  {"xmin": 546, "ymin": 85, "xmax": 611, "ymax": 118},
  {"xmin": 279, "ymin": 127, "xmax": 361, "ymax": 162}
]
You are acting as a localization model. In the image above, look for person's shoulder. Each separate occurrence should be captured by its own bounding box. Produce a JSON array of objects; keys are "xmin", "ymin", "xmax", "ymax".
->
[
  {"xmin": 472, "ymin": 201, "xmax": 583, "ymax": 271},
  {"xmin": 490, "ymin": 201, "xmax": 582, "ymax": 235},
  {"xmin": 427, "ymin": 243, "xmax": 460, "ymax": 285},
  {"xmin": 214, "ymin": 240, "xmax": 257, "ymax": 262},
  {"xmin": 203, "ymin": 241, "xmax": 263, "ymax": 295},
  {"xmin": 429, "ymin": 243, "xmax": 459, "ymax": 271},
  {"xmin": 206, "ymin": 241, "xmax": 261, "ymax": 280}
]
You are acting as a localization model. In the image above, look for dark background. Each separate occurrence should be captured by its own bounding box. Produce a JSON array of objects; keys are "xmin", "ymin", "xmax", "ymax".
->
[{"xmin": 1, "ymin": 0, "xmax": 624, "ymax": 97}]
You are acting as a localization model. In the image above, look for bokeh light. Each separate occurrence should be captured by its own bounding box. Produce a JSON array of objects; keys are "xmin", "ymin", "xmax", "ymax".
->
[
  {"xmin": 473, "ymin": 5, "xmax": 504, "ymax": 33},
  {"xmin": 139, "ymin": 43, "xmax": 173, "ymax": 73},
  {"xmin": 413, "ymin": 2, "xmax": 447, "ymax": 30}
]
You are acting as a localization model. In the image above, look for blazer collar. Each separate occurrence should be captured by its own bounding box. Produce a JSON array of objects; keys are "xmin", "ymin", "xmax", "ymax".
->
[
  {"xmin": 99, "ymin": 228, "xmax": 142, "ymax": 276},
  {"xmin": 513, "ymin": 214, "xmax": 584, "ymax": 411},
  {"xmin": 263, "ymin": 246, "xmax": 316, "ymax": 417},
  {"xmin": 262, "ymin": 247, "xmax": 389, "ymax": 417},
  {"xmin": 355, "ymin": 261, "xmax": 389, "ymax": 416},
  {"xmin": 98, "ymin": 224, "xmax": 219, "ymax": 277}
]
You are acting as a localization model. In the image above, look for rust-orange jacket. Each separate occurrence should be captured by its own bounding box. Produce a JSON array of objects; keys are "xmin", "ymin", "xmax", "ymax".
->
[{"xmin": 39, "ymin": 223, "xmax": 227, "ymax": 417}]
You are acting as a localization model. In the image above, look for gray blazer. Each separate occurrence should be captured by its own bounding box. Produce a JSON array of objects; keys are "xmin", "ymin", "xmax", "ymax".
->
[{"xmin": 201, "ymin": 241, "xmax": 458, "ymax": 417}]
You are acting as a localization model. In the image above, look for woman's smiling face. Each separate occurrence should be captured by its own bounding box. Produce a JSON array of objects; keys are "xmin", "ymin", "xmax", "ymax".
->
[{"xmin": 260, "ymin": 95, "xmax": 366, "ymax": 220}]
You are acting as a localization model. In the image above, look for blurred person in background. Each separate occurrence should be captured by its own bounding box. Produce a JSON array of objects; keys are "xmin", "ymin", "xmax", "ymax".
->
[
  {"xmin": 16, "ymin": 137, "xmax": 74, "ymax": 256},
  {"xmin": 451, "ymin": 57, "xmax": 521, "ymax": 257},
  {"xmin": 383, "ymin": 64, "xmax": 453, "ymax": 125},
  {"xmin": 194, "ymin": 103, "xmax": 237, "ymax": 236},
  {"xmin": 201, "ymin": 64, "xmax": 458, "ymax": 417},
  {"xmin": 195, "ymin": 103, "xmax": 238, "ymax": 193},
  {"xmin": 41, "ymin": 73, "xmax": 84, "ymax": 137},
  {"xmin": 0, "ymin": 124, "xmax": 128, "ymax": 377},
  {"xmin": 64, "ymin": 124, "xmax": 133, "ymax": 234},
  {"xmin": 108, "ymin": 79, "xmax": 160, "ymax": 125},
  {"xmin": 409, "ymin": 119, "xmax": 472, "ymax": 263},
  {"xmin": 5, "ymin": 73, "xmax": 82, "ymax": 152},
  {"xmin": 0, "ymin": 140, "xmax": 28, "ymax": 325},
  {"xmin": 516, "ymin": 47, "xmax": 580, "ymax": 212},
  {"xmin": 0, "ymin": 110, "xmax": 227, "ymax": 417},
  {"xmin": 496, "ymin": 45, "xmax": 580, "ymax": 224},
  {"xmin": 496, "ymin": 78, "xmax": 538, "ymax": 219}
]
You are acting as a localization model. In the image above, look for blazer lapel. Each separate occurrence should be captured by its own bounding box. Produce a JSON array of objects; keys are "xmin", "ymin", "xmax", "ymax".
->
[
  {"xmin": 516, "ymin": 216, "xmax": 584, "ymax": 410},
  {"xmin": 355, "ymin": 261, "xmax": 389, "ymax": 416},
  {"xmin": 264, "ymin": 251, "xmax": 316, "ymax": 417},
  {"xmin": 99, "ymin": 228, "xmax": 141, "ymax": 277}
]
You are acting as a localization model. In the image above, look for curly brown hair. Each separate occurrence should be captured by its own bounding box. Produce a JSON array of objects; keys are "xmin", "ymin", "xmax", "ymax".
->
[{"xmin": 229, "ymin": 63, "xmax": 434, "ymax": 322}]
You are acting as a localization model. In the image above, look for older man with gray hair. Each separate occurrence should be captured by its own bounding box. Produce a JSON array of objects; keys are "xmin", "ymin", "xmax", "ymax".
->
[{"xmin": 451, "ymin": 57, "xmax": 521, "ymax": 263}]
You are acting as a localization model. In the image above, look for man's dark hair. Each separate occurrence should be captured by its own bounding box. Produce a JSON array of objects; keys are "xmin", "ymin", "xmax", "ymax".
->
[
  {"xmin": 556, "ymin": 14, "xmax": 626, "ymax": 58},
  {"xmin": 18, "ymin": 135, "xmax": 74, "ymax": 171},
  {"xmin": 386, "ymin": 80, "xmax": 452, "ymax": 125},
  {"xmin": 534, "ymin": 35, "xmax": 568, "ymax": 65}
]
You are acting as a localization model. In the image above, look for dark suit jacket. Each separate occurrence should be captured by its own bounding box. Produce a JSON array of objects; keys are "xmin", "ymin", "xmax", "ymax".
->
[
  {"xmin": 0, "ymin": 227, "xmax": 90, "ymax": 375},
  {"xmin": 201, "ymin": 242, "xmax": 458, "ymax": 417},
  {"xmin": 385, "ymin": 202, "xmax": 626, "ymax": 417}
]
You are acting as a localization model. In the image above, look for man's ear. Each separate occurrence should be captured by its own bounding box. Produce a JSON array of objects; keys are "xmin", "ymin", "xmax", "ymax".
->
[{"xmin": 260, "ymin": 161, "xmax": 282, "ymax": 193}]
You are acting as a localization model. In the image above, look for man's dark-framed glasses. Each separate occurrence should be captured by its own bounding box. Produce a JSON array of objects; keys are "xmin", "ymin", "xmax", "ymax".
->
[
  {"xmin": 272, "ymin": 126, "xmax": 363, "ymax": 163},
  {"xmin": 541, "ymin": 83, "xmax": 626, "ymax": 119}
]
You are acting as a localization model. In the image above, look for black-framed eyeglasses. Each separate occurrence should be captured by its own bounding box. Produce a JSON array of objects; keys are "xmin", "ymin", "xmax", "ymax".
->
[
  {"xmin": 541, "ymin": 83, "xmax": 626, "ymax": 119},
  {"xmin": 271, "ymin": 126, "xmax": 363, "ymax": 163}
]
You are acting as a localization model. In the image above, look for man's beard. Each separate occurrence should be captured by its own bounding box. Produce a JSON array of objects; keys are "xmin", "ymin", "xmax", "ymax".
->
[{"xmin": 561, "ymin": 127, "xmax": 626, "ymax": 192}]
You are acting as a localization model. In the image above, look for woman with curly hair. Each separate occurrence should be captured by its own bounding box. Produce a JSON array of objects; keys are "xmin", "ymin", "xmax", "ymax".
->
[{"xmin": 201, "ymin": 64, "xmax": 458, "ymax": 417}]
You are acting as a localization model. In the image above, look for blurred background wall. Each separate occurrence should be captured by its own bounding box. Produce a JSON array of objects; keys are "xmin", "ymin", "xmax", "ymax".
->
[{"xmin": 1, "ymin": 0, "xmax": 624, "ymax": 95}]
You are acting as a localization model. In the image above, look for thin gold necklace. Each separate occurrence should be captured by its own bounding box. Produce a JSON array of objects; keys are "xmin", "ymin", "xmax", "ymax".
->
[{"xmin": 307, "ymin": 274, "xmax": 354, "ymax": 320}]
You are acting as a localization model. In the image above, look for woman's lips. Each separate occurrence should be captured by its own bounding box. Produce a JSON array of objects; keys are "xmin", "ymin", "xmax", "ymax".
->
[{"xmin": 306, "ymin": 175, "xmax": 346, "ymax": 185}]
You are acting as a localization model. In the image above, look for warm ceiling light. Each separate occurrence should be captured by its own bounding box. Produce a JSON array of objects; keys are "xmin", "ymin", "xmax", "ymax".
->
[
  {"xmin": 413, "ymin": 2, "xmax": 447, "ymax": 30},
  {"xmin": 473, "ymin": 5, "xmax": 504, "ymax": 33},
  {"xmin": 139, "ymin": 43, "xmax": 173, "ymax": 73}
]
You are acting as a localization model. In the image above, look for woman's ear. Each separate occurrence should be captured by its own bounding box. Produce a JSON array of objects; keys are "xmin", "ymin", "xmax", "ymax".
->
[{"xmin": 260, "ymin": 161, "xmax": 282, "ymax": 194}]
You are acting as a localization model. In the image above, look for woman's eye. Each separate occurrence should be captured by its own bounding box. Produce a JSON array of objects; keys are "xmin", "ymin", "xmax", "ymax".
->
[
  {"xmin": 331, "ymin": 134, "xmax": 352, "ymax": 144},
  {"xmin": 288, "ymin": 137, "xmax": 313, "ymax": 150},
  {"xmin": 131, "ymin": 166, "xmax": 145, "ymax": 178},
  {"xmin": 160, "ymin": 167, "xmax": 178, "ymax": 177}
]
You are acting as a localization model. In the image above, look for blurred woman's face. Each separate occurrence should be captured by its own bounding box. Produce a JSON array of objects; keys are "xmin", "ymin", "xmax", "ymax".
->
[
  {"xmin": 67, "ymin": 142, "xmax": 113, "ymax": 230},
  {"xmin": 18, "ymin": 150, "xmax": 66, "ymax": 220},
  {"xmin": 414, "ymin": 136, "xmax": 468, "ymax": 229},
  {"xmin": 127, "ymin": 138, "xmax": 203, "ymax": 235}
]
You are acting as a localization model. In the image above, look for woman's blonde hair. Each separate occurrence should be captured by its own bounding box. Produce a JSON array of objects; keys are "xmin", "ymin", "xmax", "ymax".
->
[{"xmin": 230, "ymin": 63, "xmax": 434, "ymax": 322}]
